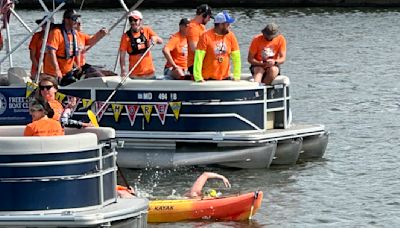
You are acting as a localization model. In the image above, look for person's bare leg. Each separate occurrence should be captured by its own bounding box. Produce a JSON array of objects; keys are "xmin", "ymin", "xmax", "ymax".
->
[
  {"xmin": 262, "ymin": 66, "xmax": 279, "ymax": 85},
  {"xmin": 252, "ymin": 66, "xmax": 265, "ymax": 83},
  {"xmin": 170, "ymin": 68, "xmax": 185, "ymax": 80}
]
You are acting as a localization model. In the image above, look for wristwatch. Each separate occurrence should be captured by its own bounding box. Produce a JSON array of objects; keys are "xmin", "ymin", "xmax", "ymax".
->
[{"xmin": 274, "ymin": 61, "xmax": 278, "ymax": 66}]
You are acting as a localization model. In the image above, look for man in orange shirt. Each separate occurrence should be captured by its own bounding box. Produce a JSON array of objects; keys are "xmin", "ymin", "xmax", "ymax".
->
[
  {"xmin": 247, "ymin": 23, "xmax": 287, "ymax": 85},
  {"xmin": 187, "ymin": 4, "xmax": 213, "ymax": 75},
  {"xmin": 162, "ymin": 18, "xmax": 189, "ymax": 80},
  {"xmin": 44, "ymin": 9, "xmax": 106, "ymax": 85},
  {"xmin": 119, "ymin": 10, "xmax": 163, "ymax": 79},
  {"xmin": 29, "ymin": 16, "xmax": 53, "ymax": 79},
  {"xmin": 193, "ymin": 11, "xmax": 241, "ymax": 82}
]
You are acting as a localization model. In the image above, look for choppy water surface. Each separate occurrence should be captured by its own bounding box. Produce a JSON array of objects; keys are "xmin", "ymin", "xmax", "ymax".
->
[{"xmin": 5, "ymin": 7, "xmax": 400, "ymax": 227}]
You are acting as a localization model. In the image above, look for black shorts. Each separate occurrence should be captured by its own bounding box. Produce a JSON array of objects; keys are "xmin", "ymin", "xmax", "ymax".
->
[
  {"xmin": 188, "ymin": 65, "xmax": 193, "ymax": 75},
  {"xmin": 249, "ymin": 65, "xmax": 281, "ymax": 76}
]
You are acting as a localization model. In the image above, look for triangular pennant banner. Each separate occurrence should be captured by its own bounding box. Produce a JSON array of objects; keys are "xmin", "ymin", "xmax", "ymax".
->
[
  {"xmin": 125, "ymin": 105, "xmax": 140, "ymax": 126},
  {"xmin": 25, "ymin": 82, "xmax": 37, "ymax": 98},
  {"xmin": 81, "ymin": 98, "xmax": 94, "ymax": 109},
  {"xmin": 154, "ymin": 103, "xmax": 169, "ymax": 125},
  {"xmin": 67, "ymin": 96, "xmax": 80, "ymax": 113},
  {"xmin": 96, "ymin": 101, "xmax": 109, "ymax": 122},
  {"xmin": 169, "ymin": 101, "xmax": 182, "ymax": 120},
  {"xmin": 140, "ymin": 104, "xmax": 153, "ymax": 123},
  {"xmin": 55, "ymin": 92, "xmax": 66, "ymax": 103},
  {"xmin": 111, "ymin": 104, "xmax": 124, "ymax": 122}
]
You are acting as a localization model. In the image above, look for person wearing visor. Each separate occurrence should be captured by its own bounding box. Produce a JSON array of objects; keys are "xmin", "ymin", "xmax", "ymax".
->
[
  {"xmin": 186, "ymin": 4, "xmax": 213, "ymax": 75},
  {"xmin": 193, "ymin": 11, "xmax": 241, "ymax": 82},
  {"xmin": 44, "ymin": 9, "xmax": 107, "ymax": 85},
  {"xmin": 29, "ymin": 16, "xmax": 54, "ymax": 79},
  {"xmin": 162, "ymin": 18, "xmax": 190, "ymax": 80},
  {"xmin": 247, "ymin": 22, "xmax": 287, "ymax": 85},
  {"xmin": 24, "ymin": 97, "xmax": 64, "ymax": 137},
  {"xmin": 119, "ymin": 10, "xmax": 163, "ymax": 79}
]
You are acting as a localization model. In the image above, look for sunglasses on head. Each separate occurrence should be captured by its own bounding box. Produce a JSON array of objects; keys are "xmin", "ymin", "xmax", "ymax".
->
[
  {"xmin": 129, "ymin": 17, "xmax": 140, "ymax": 23},
  {"xmin": 39, "ymin": 85, "xmax": 53, "ymax": 91}
]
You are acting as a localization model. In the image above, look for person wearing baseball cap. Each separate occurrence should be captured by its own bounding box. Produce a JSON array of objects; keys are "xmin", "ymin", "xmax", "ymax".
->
[
  {"xmin": 162, "ymin": 18, "xmax": 190, "ymax": 80},
  {"xmin": 247, "ymin": 22, "xmax": 287, "ymax": 85},
  {"xmin": 193, "ymin": 11, "xmax": 241, "ymax": 82},
  {"xmin": 186, "ymin": 4, "xmax": 213, "ymax": 76},
  {"xmin": 119, "ymin": 10, "xmax": 163, "ymax": 78}
]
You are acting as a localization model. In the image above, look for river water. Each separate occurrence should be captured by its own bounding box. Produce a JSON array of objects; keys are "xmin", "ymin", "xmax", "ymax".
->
[{"xmin": 4, "ymin": 6, "xmax": 400, "ymax": 227}]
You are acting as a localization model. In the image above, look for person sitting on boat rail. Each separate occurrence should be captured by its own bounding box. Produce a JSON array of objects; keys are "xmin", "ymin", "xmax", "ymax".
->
[
  {"xmin": 187, "ymin": 4, "xmax": 213, "ymax": 75},
  {"xmin": 36, "ymin": 76, "xmax": 93, "ymax": 128},
  {"xmin": 248, "ymin": 23, "xmax": 287, "ymax": 85},
  {"xmin": 43, "ymin": 9, "xmax": 107, "ymax": 85},
  {"xmin": 187, "ymin": 172, "xmax": 231, "ymax": 198},
  {"xmin": 29, "ymin": 16, "xmax": 54, "ymax": 80},
  {"xmin": 24, "ymin": 97, "xmax": 64, "ymax": 136},
  {"xmin": 119, "ymin": 10, "xmax": 163, "ymax": 79},
  {"xmin": 162, "ymin": 18, "xmax": 190, "ymax": 80},
  {"xmin": 193, "ymin": 11, "xmax": 241, "ymax": 82}
]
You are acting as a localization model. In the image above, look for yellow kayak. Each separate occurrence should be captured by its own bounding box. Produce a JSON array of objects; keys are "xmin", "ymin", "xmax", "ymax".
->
[{"xmin": 148, "ymin": 191, "xmax": 263, "ymax": 223}]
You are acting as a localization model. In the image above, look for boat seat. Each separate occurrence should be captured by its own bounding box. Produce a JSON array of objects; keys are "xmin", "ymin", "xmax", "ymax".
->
[
  {"xmin": 271, "ymin": 75, "xmax": 290, "ymax": 86},
  {"xmin": 0, "ymin": 131, "xmax": 98, "ymax": 154},
  {"xmin": 65, "ymin": 127, "xmax": 115, "ymax": 141},
  {"xmin": 7, "ymin": 67, "xmax": 32, "ymax": 85}
]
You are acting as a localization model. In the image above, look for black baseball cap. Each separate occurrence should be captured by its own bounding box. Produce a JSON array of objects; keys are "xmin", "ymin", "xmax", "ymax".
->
[
  {"xmin": 179, "ymin": 18, "xmax": 190, "ymax": 26},
  {"xmin": 196, "ymin": 4, "xmax": 213, "ymax": 19},
  {"xmin": 63, "ymin": 8, "xmax": 81, "ymax": 20}
]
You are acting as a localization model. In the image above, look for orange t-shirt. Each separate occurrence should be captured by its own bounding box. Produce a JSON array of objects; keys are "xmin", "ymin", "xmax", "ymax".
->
[
  {"xmin": 119, "ymin": 26, "xmax": 156, "ymax": 77},
  {"xmin": 248, "ymin": 34, "xmax": 286, "ymax": 62},
  {"xmin": 186, "ymin": 20, "xmax": 206, "ymax": 68},
  {"xmin": 24, "ymin": 117, "xmax": 64, "ymax": 136},
  {"xmin": 164, "ymin": 32, "xmax": 187, "ymax": 69},
  {"xmin": 29, "ymin": 31, "xmax": 45, "ymax": 73},
  {"xmin": 44, "ymin": 28, "xmax": 82, "ymax": 76},
  {"xmin": 196, "ymin": 29, "xmax": 240, "ymax": 80},
  {"xmin": 48, "ymin": 99, "xmax": 64, "ymax": 121}
]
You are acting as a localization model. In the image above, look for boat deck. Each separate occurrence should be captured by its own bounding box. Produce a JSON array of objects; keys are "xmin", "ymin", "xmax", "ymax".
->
[{"xmin": 0, "ymin": 198, "xmax": 148, "ymax": 227}]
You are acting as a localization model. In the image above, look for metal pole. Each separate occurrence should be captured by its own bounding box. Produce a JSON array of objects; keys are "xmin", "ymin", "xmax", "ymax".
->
[
  {"xmin": 35, "ymin": 19, "xmax": 52, "ymax": 83},
  {"xmin": 5, "ymin": 20, "xmax": 13, "ymax": 67},
  {"xmin": 38, "ymin": 0, "xmax": 50, "ymax": 12},
  {"xmin": 0, "ymin": 3, "xmax": 65, "ymax": 65},
  {"xmin": 10, "ymin": 8, "xmax": 32, "ymax": 33}
]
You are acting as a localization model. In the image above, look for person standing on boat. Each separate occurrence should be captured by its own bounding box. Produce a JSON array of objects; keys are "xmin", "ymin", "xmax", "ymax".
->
[
  {"xmin": 29, "ymin": 16, "xmax": 54, "ymax": 79},
  {"xmin": 162, "ymin": 18, "xmax": 189, "ymax": 80},
  {"xmin": 193, "ymin": 11, "xmax": 241, "ymax": 82},
  {"xmin": 44, "ymin": 9, "xmax": 106, "ymax": 85},
  {"xmin": 187, "ymin": 4, "xmax": 213, "ymax": 75},
  {"xmin": 119, "ymin": 10, "xmax": 163, "ymax": 79},
  {"xmin": 188, "ymin": 172, "xmax": 231, "ymax": 198},
  {"xmin": 36, "ymin": 76, "xmax": 92, "ymax": 128},
  {"xmin": 247, "ymin": 23, "xmax": 287, "ymax": 85},
  {"xmin": 24, "ymin": 97, "xmax": 64, "ymax": 136}
]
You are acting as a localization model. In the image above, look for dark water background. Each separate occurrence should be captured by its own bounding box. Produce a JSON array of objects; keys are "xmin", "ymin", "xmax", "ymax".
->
[{"xmin": 3, "ymin": 6, "xmax": 400, "ymax": 227}]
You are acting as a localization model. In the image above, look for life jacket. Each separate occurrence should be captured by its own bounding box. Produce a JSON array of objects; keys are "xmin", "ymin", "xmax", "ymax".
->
[
  {"xmin": 55, "ymin": 24, "xmax": 79, "ymax": 60},
  {"xmin": 126, "ymin": 28, "xmax": 149, "ymax": 55}
]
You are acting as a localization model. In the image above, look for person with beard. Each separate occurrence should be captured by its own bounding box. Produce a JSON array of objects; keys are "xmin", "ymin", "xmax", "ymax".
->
[
  {"xmin": 186, "ymin": 4, "xmax": 213, "ymax": 75},
  {"xmin": 193, "ymin": 11, "xmax": 241, "ymax": 82},
  {"xmin": 119, "ymin": 10, "xmax": 163, "ymax": 79}
]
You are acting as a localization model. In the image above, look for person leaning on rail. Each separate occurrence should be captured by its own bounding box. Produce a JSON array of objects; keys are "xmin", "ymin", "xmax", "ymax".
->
[
  {"xmin": 247, "ymin": 22, "xmax": 287, "ymax": 85},
  {"xmin": 187, "ymin": 4, "xmax": 213, "ymax": 76},
  {"xmin": 162, "ymin": 18, "xmax": 190, "ymax": 80},
  {"xmin": 119, "ymin": 10, "xmax": 163, "ymax": 79},
  {"xmin": 24, "ymin": 97, "xmax": 64, "ymax": 137},
  {"xmin": 193, "ymin": 11, "xmax": 241, "ymax": 82},
  {"xmin": 43, "ymin": 8, "xmax": 107, "ymax": 86}
]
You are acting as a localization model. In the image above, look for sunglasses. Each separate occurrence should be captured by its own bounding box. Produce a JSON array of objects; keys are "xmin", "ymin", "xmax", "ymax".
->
[
  {"xmin": 129, "ymin": 17, "xmax": 140, "ymax": 23},
  {"xmin": 39, "ymin": 85, "xmax": 53, "ymax": 91}
]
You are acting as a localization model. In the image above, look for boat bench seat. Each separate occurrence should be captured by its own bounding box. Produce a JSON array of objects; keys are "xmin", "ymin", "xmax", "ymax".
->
[
  {"xmin": 7, "ymin": 67, "xmax": 32, "ymax": 85},
  {"xmin": 0, "ymin": 126, "xmax": 116, "ymax": 154}
]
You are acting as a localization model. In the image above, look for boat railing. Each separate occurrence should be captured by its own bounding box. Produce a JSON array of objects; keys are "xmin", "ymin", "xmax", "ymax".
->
[{"xmin": 0, "ymin": 126, "xmax": 118, "ymax": 212}]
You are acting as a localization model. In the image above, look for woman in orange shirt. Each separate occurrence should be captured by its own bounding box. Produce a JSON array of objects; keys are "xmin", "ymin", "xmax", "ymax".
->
[
  {"xmin": 24, "ymin": 98, "xmax": 64, "ymax": 136},
  {"xmin": 36, "ymin": 76, "xmax": 92, "ymax": 128}
]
